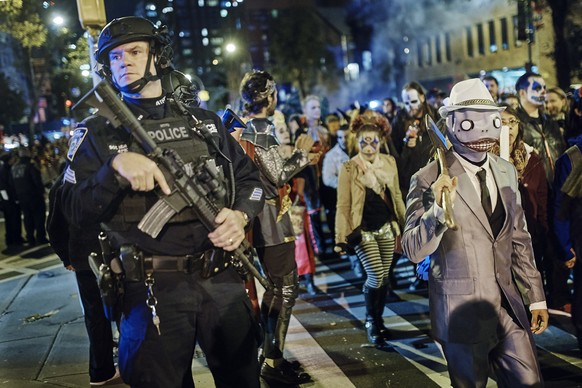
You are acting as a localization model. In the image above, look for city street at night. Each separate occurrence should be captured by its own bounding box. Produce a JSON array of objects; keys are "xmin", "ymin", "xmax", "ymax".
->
[{"xmin": 1, "ymin": 222, "xmax": 582, "ymax": 388}]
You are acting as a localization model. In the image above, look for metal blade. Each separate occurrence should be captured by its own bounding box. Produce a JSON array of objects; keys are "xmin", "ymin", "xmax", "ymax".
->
[{"xmin": 425, "ymin": 115, "xmax": 449, "ymax": 151}]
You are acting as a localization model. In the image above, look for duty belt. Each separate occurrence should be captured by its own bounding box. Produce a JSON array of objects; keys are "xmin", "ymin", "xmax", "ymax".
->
[{"xmin": 144, "ymin": 253, "xmax": 205, "ymax": 274}]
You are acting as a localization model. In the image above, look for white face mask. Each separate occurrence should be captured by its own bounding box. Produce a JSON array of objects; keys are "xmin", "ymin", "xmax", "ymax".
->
[
  {"xmin": 447, "ymin": 109, "xmax": 502, "ymax": 162},
  {"xmin": 402, "ymin": 89, "xmax": 423, "ymax": 117},
  {"xmin": 526, "ymin": 77, "xmax": 547, "ymax": 107}
]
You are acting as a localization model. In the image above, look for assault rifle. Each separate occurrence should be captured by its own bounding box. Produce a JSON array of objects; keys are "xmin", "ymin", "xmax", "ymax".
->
[{"xmin": 74, "ymin": 80, "xmax": 272, "ymax": 290}]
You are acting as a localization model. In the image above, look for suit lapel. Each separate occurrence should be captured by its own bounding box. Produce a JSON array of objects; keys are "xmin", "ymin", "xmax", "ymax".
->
[{"xmin": 445, "ymin": 151, "xmax": 493, "ymax": 237}]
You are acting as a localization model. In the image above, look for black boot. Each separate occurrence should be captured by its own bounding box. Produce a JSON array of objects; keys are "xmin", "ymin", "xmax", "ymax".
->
[
  {"xmin": 309, "ymin": 210, "xmax": 327, "ymax": 255},
  {"xmin": 363, "ymin": 286, "xmax": 386, "ymax": 346},
  {"xmin": 376, "ymin": 285, "xmax": 390, "ymax": 340},
  {"xmin": 303, "ymin": 273, "xmax": 320, "ymax": 296},
  {"xmin": 261, "ymin": 272, "xmax": 312, "ymax": 385}
]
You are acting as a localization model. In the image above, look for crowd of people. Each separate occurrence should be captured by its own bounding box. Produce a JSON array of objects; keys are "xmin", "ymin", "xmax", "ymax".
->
[
  {"xmin": 1, "ymin": 15, "xmax": 581, "ymax": 388},
  {"xmin": 0, "ymin": 137, "xmax": 68, "ymax": 253}
]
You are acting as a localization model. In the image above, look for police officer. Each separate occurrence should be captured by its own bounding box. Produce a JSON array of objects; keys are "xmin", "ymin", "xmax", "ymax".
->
[{"xmin": 59, "ymin": 17, "xmax": 265, "ymax": 388}]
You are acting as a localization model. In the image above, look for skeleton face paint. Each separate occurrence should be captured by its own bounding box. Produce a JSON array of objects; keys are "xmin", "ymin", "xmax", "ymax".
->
[
  {"xmin": 402, "ymin": 89, "xmax": 423, "ymax": 117},
  {"xmin": 358, "ymin": 130, "xmax": 380, "ymax": 159},
  {"xmin": 526, "ymin": 77, "xmax": 546, "ymax": 106},
  {"xmin": 447, "ymin": 109, "xmax": 501, "ymax": 162}
]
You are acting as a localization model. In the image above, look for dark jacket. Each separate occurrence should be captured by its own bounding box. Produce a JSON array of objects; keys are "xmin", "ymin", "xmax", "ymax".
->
[
  {"xmin": 553, "ymin": 133, "xmax": 582, "ymax": 261},
  {"xmin": 391, "ymin": 106, "xmax": 438, "ymax": 199},
  {"xmin": 10, "ymin": 155, "xmax": 45, "ymax": 205},
  {"xmin": 517, "ymin": 107, "xmax": 565, "ymax": 183}
]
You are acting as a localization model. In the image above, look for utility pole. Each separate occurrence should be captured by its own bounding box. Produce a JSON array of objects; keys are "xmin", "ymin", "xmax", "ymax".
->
[
  {"xmin": 76, "ymin": 0, "xmax": 107, "ymax": 87},
  {"xmin": 517, "ymin": 0, "xmax": 535, "ymax": 72}
]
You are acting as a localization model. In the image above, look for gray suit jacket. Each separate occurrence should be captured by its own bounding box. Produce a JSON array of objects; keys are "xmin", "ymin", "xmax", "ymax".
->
[{"xmin": 402, "ymin": 151, "xmax": 545, "ymax": 344}]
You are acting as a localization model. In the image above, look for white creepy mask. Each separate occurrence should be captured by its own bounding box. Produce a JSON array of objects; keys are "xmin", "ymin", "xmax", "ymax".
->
[
  {"xmin": 402, "ymin": 89, "xmax": 423, "ymax": 116},
  {"xmin": 446, "ymin": 109, "xmax": 502, "ymax": 163}
]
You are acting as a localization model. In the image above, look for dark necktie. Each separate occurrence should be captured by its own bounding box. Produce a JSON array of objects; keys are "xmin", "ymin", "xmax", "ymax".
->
[{"xmin": 476, "ymin": 169, "xmax": 492, "ymax": 218}]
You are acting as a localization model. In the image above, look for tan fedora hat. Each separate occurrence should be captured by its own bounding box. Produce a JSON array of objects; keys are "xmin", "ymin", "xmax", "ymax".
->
[{"xmin": 438, "ymin": 78, "xmax": 505, "ymax": 119}]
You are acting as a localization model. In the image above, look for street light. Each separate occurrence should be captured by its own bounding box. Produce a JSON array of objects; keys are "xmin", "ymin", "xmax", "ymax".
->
[
  {"xmin": 52, "ymin": 15, "xmax": 65, "ymax": 26},
  {"xmin": 225, "ymin": 43, "xmax": 236, "ymax": 54}
]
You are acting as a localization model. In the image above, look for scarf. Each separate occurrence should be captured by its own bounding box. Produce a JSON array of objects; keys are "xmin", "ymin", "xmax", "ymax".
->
[{"xmin": 356, "ymin": 154, "xmax": 392, "ymax": 195}]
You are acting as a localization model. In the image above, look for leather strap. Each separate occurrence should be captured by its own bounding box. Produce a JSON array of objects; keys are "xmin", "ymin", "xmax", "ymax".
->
[{"xmin": 144, "ymin": 254, "xmax": 205, "ymax": 273}]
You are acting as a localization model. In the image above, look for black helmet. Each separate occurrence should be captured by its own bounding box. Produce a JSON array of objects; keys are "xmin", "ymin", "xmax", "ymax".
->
[
  {"xmin": 95, "ymin": 16, "xmax": 173, "ymax": 93},
  {"xmin": 96, "ymin": 16, "xmax": 171, "ymax": 64}
]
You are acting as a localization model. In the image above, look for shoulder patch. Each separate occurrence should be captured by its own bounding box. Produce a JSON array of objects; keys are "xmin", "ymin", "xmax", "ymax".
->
[
  {"xmin": 67, "ymin": 128, "xmax": 88, "ymax": 161},
  {"xmin": 204, "ymin": 122, "xmax": 218, "ymax": 134}
]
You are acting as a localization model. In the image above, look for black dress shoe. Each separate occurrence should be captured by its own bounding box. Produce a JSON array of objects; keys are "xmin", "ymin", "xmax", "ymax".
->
[{"xmin": 261, "ymin": 361, "xmax": 311, "ymax": 384}]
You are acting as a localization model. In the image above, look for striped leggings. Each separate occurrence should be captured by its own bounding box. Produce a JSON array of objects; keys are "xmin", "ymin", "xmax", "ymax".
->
[{"xmin": 354, "ymin": 225, "xmax": 396, "ymax": 289}]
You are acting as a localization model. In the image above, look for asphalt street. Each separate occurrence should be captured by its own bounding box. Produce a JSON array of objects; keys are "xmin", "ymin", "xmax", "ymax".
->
[{"xmin": 1, "ymin": 223, "xmax": 582, "ymax": 387}]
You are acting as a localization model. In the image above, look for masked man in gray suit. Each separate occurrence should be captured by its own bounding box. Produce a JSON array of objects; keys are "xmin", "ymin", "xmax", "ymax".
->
[{"xmin": 402, "ymin": 79, "xmax": 549, "ymax": 388}]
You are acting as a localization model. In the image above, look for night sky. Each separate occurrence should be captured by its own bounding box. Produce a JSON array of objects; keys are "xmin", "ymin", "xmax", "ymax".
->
[{"xmin": 102, "ymin": 0, "xmax": 137, "ymax": 19}]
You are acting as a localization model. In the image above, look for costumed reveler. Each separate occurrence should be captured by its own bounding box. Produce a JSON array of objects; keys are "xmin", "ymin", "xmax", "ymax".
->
[
  {"xmin": 238, "ymin": 70, "xmax": 315, "ymax": 385},
  {"xmin": 334, "ymin": 111, "xmax": 406, "ymax": 346},
  {"xmin": 402, "ymin": 78, "xmax": 549, "ymax": 387}
]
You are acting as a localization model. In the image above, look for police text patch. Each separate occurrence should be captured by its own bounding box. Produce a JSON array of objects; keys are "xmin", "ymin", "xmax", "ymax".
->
[{"xmin": 146, "ymin": 122, "xmax": 191, "ymax": 143}]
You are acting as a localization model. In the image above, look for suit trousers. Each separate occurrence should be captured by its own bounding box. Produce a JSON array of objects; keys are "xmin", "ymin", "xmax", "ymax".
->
[
  {"xmin": 118, "ymin": 267, "xmax": 261, "ymax": 388},
  {"xmin": 440, "ymin": 306, "xmax": 542, "ymax": 388}
]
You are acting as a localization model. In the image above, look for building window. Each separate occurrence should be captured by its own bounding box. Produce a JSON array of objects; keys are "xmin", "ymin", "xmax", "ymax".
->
[
  {"xmin": 445, "ymin": 32, "xmax": 451, "ymax": 62},
  {"xmin": 500, "ymin": 17, "xmax": 509, "ymax": 50},
  {"xmin": 489, "ymin": 20, "xmax": 497, "ymax": 53},
  {"xmin": 435, "ymin": 35, "xmax": 442, "ymax": 63},
  {"xmin": 466, "ymin": 26, "xmax": 474, "ymax": 57},
  {"xmin": 512, "ymin": 15, "xmax": 523, "ymax": 47},
  {"xmin": 477, "ymin": 23, "xmax": 484, "ymax": 55},
  {"xmin": 426, "ymin": 38, "xmax": 432, "ymax": 66}
]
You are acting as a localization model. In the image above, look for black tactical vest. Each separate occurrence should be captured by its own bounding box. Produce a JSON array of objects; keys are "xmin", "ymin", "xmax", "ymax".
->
[{"xmin": 103, "ymin": 115, "xmax": 227, "ymax": 231}]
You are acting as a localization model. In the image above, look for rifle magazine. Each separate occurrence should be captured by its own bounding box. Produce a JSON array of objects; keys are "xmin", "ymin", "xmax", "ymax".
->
[{"xmin": 138, "ymin": 199, "xmax": 178, "ymax": 238}]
